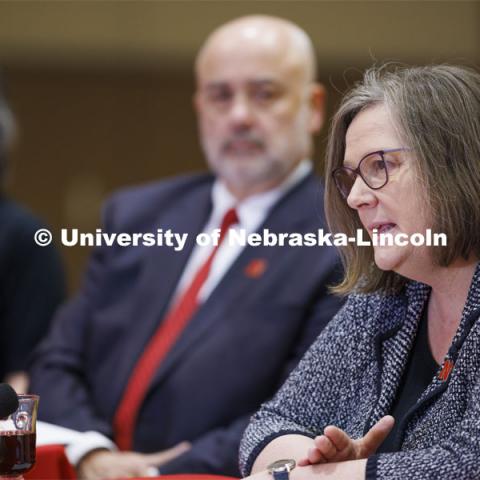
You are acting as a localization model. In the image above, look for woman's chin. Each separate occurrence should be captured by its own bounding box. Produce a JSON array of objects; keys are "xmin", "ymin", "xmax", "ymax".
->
[{"xmin": 373, "ymin": 246, "xmax": 406, "ymax": 272}]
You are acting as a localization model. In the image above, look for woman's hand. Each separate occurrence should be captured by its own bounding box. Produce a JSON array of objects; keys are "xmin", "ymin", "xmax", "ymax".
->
[{"xmin": 298, "ymin": 415, "xmax": 394, "ymax": 466}]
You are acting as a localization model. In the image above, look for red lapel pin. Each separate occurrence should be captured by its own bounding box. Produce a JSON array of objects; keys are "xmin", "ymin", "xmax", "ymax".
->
[
  {"xmin": 244, "ymin": 258, "xmax": 268, "ymax": 279},
  {"xmin": 438, "ymin": 359, "xmax": 454, "ymax": 382}
]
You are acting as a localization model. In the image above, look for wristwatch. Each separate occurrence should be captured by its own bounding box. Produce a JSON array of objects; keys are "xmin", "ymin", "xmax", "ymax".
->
[{"xmin": 267, "ymin": 459, "xmax": 296, "ymax": 480}]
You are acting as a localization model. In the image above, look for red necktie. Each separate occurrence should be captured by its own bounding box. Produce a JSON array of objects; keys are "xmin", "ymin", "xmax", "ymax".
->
[{"xmin": 114, "ymin": 208, "xmax": 239, "ymax": 450}]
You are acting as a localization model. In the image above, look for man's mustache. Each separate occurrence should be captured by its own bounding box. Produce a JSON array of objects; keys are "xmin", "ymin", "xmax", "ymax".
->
[{"xmin": 222, "ymin": 135, "xmax": 265, "ymax": 152}]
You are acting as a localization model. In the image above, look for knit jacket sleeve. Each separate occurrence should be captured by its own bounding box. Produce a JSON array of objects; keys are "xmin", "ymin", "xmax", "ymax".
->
[{"xmin": 239, "ymin": 294, "xmax": 374, "ymax": 476}]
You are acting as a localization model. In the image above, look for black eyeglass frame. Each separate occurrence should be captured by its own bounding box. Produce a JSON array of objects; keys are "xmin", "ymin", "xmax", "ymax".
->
[{"xmin": 332, "ymin": 147, "xmax": 410, "ymax": 199}]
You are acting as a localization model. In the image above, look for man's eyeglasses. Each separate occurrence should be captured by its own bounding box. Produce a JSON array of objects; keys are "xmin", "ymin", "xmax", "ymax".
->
[{"xmin": 332, "ymin": 148, "xmax": 410, "ymax": 200}]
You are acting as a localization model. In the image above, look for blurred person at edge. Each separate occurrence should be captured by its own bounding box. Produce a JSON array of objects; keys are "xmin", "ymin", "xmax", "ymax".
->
[
  {"xmin": 29, "ymin": 15, "xmax": 343, "ymax": 479},
  {"xmin": 240, "ymin": 65, "xmax": 480, "ymax": 480},
  {"xmin": 0, "ymin": 80, "xmax": 65, "ymax": 393}
]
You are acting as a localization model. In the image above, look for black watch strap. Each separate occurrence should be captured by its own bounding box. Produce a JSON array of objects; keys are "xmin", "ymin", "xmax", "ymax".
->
[{"xmin": 272, "ymin": 471, "xmax": 290, "ymax": 480}]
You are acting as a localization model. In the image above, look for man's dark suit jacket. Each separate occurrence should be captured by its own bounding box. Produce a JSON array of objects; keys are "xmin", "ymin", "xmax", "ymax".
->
[{"xmin": 29, "ymin": 173, "xmax": 343, "ymax": 476}]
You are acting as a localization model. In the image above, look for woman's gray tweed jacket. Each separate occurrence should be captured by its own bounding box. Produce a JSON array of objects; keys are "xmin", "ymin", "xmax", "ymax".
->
[{"xmin": 240, "ymin": 263, "xmax": 480, "ymax": 479}]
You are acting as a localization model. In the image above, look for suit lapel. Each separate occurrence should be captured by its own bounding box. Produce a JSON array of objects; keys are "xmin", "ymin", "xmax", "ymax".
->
[
  {"xmin": 148, "ymin": 173, "xmax": 322, "ymax": 389},
  {"xmin": 136, "ymin": 189, "xmax": 212, "ymax": 324},
  {"xmin": 112, "ymin": 181, "xmax": 213, "ymax": 405}
]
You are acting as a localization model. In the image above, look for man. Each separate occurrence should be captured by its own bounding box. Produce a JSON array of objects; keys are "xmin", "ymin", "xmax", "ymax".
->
[{"xmin": 30, "ymin": 15, "xmax": 342, "ymax": 478}]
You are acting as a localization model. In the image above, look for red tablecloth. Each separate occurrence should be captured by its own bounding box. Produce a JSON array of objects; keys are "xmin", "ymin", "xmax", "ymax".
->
[
  {"xmin": 25, "ymin": 445, "xmax": 239, "ymax": 480},
  {"xmin": 26, "ymin": 445, "xmax": 76, "ymax": 480},
  {"xmin": 155, "ymin": 477, "xmax": 239, "ymax": 480}
]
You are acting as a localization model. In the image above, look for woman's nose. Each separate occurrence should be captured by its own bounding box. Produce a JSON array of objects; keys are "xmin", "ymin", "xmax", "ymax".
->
[{"xmin": 346, "ymin": 175, "xmax": 377, "ymax": 210}]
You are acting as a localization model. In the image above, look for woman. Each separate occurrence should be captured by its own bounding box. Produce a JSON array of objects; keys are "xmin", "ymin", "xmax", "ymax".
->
[{"xmin": 239, "ymin": 64, "xmax": 480, "ymax": 480}]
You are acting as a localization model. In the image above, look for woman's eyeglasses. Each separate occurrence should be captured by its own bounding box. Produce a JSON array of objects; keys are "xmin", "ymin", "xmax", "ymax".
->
[{"xmin": 332, "ymin": 148, "xmax": 410, "ymax": 200}]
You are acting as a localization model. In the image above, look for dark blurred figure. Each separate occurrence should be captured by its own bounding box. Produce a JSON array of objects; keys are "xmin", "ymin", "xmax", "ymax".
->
[{"xmin": 0, "ymin": 79, "xmax": 65, "ymax": 393}]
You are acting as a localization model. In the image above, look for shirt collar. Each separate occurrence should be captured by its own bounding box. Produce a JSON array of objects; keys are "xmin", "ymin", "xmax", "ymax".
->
[{"xmin": 210, "ymin": 159, "xmax": 312, "ymax": 232}]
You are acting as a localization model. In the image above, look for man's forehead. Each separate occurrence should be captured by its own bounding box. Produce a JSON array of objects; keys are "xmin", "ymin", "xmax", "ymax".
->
[
  {"xmin": 196, "ymin": 19, "xmax": 312, "ymax": 85},
  {"xmin": 200, "ymin": 19, "xmax": 289, "ymax": 60},
  {"xmin": 202, "ymin": 44, "xmax": 288, "ymax": 69},
  {"xmin": 197, "ymin": 46, "xmax": 305, "ymax": 89}
]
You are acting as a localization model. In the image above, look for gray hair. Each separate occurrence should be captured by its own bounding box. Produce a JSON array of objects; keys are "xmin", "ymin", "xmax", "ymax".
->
[{"xmin": 325, "ymin": 64, "xmax": 480, "ymax": 294}]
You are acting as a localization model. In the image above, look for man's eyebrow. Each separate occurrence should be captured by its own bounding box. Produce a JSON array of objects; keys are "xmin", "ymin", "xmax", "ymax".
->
[
  {"xmin": 202, "ymin": 79, "xmax": 284, "ymax": 92},
  {"xmin": 248, "ymin": 79, "xmax": 282, "ymax": 87},
  {"xmin": 203, "ymin": 82, "xmax": 229, "ymax": 90}
]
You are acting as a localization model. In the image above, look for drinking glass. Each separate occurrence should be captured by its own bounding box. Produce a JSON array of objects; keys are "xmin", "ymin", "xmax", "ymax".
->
[{"xmin": 0, "ymin": 395, "xmax": 39, "ymax": 479}]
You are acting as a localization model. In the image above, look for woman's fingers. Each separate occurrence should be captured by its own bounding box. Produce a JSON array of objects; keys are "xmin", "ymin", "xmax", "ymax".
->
[
  {"xmin": 323, "ymin": 425, "xmax": 353, "ymax": 453},
  {"xmin": 297, "ymin": 456, "xmax": 311, "ymax": 467},
  {"xmin": 313, "ymin": 434, "xmax": 338, "ymax": 460},
  {"xmin": 360, "ymin": 415, "xmax": 395, "ymax": 457},
  {"xmin": 307, "ymin": 446, "xmax": 327, "ymax": 464},
  {"xmin": 298, "ymin": 417, "xmax": 394, "ymax": 468},
  {"xmin": 297, "ymin": 445, "xmax": 328, "ymax": 467}
]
